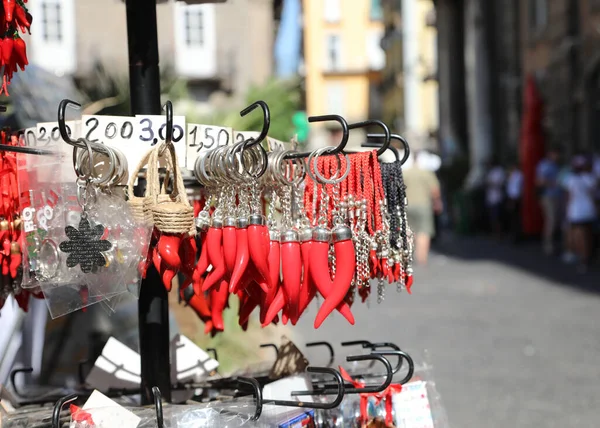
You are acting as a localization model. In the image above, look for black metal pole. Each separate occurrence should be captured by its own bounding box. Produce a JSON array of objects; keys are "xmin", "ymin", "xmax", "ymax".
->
[{"xmin": 125, "ymin": 0, "xmax": 171, "ymax": 404}]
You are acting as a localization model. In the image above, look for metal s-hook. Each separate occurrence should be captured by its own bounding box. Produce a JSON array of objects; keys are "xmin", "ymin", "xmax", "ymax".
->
[
  {"xmin": 347, "ymin": 119, "xmax": 391, "ymax": 156},
  {"xmin": 296, "ymin": 354, "xmax": 393, "ymax": 395},
  {"xmin": 266, "ymin": 366, "xmax": 345, "ymax": 409},
  {"xmin": 306, "ymin": 341, "xmax": 335, "ymax": 367},
  {"xmin": 372, "ymin": 350, "xmax": 415, "ymax": 385},
  {"xmin": 58, "ymin": 99, "xmax": 81, "ymax": 145},
  {"xmin": 163, "ymin": 101, "xmax": 173, "ymax": 146},
  {"xmin": 237, "ymin": 377, "xmax": 263, "ymax": 421},
  {"xmin": 52, "ymin": 394, "xmax": 78, "ymax": 428},
  {"xmin": 240, "ymin": 100, "xmax": 270, "ymax": 148},
  {"xmin": 152, "ymin": 386, "xmax": 164, "ymax": 428},
  {"xmin": 260, "ymin": 343, "xmax": 279, "ymax": 358},
  {"xmin": 365, "ymin": 133, "xmax": 410, "ymax": 165},
  {"xmin": 10, "ymin": 367, "xmax": 33, "ymax": 397},
  {"xmin": 341, "ymin": 340, "xmax": 372, "ymax": 349},
  {"xmin": 284, "ymin": 114, "xmax": 349, "ymax": 159}
]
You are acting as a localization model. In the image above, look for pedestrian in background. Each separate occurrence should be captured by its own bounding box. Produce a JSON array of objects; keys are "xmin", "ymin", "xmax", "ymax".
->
[
  {"xmin": 506, "ymin": 161, "xmax": 523, "ymax": 242},
  {"xmin": 485, "ymin": 160, "xmax": 506, "ymax": 238},
  {"xmin": 536, "ymin": 149, "xmax": 562, "ymax": 255},
  {"xmin": 403, "ymin": 150, "xmax": 443, "ymax": 266},
  {"xmin": 563, "ymin": 155, "xmax": 597, "ymax": 273}
]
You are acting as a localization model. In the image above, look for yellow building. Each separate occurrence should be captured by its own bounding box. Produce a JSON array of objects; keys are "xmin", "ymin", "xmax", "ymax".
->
[
  {"xmin": 396, "ymin": 0, "xmax": 438, "ymax": 147},
  {"xmin": 303, "ymin": 0, "xmax": 386, "ymax": 124}
]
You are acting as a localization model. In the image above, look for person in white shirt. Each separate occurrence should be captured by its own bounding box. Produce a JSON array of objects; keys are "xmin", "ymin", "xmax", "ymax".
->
[
  {"xmin": 506, "ymin": 162, "xmax": 523, "ymax": 242},
  {"xmin": 486, "ymin": 161, "xmax": 506, "ymax": 237},
  {"xmin": 563, "ymin": 155, "xmax": 597, "ymax": 272}
]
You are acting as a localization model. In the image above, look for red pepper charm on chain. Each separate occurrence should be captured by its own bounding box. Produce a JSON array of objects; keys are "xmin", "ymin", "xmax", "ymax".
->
[
  {"xmin": 297, "ymin": 227, "xmax": 316, "ymax": 319},
  {"xmin": 247, "ymin": 214, "xmax": 272, "ymax": 289},
  {"xmin": 222, "ymin": 216, "xmax": 237, "ymax": 278},
  {"xmin": 156, "ymin": 233, "xmax": 182, "ymax": 292},
  {"xmin": 229, "ymin": 217, "xmax": 250, "ymax": 293},
  {"xmin": 280, "ymin": 229, "xmax": 301, "ymax": 324},
  {"xmin": 314, "ymin": 225, "xmax": 356, "ymax": 329},
  {"xmin": 202, "ymin": 218, "xmax": 226, "ymax": 291},
  {"xmin": 309, "ymin": 226, "xmax": 355, "ymax": 326}
]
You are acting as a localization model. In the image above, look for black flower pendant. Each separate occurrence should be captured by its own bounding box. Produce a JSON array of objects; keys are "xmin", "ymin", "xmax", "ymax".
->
[{"xmin": 59, "ymin": 216, "xmax": 112, "ymax": 273}]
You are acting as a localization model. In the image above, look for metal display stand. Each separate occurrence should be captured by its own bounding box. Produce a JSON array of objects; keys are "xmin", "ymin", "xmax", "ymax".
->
[{"xmin": 124, "ymin": 0, "xmax": 171, "ymax": 405}]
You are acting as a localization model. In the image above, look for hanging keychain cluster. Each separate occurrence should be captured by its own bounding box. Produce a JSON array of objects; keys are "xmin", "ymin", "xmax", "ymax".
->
[
  {"xmin": 0, "ymin": 130, "xmax": 42, "ymax": 313},
  {"xmin": 0, "ymin": 0, "xmax": 31, "ymax": 95},
  {"xmin": 135, "ymin": 136, "xmax": 415, "ymax": 334}
]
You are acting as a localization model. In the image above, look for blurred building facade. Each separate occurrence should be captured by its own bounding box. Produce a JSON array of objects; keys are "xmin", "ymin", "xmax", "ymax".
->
[
  {"xmin": 434, "ymin": 0, "xmax": 600, "ymax": 184},
  {"xmin": 302, "ymin": 0, "xmax": 386, "ymax": 123},
  {"xmin": 25, "ymin": 0, "xmax": 275, "ymax": 103}
]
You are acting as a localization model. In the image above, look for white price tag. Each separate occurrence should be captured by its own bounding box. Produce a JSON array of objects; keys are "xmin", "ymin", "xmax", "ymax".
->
[
  {"xmin": 82, "ymin": 390, "xmax": 141, "ymax": 428},
  {"xmin": 267, "ymin": 136, "xmax": 294, "ymax": 152},
  {"xmin": 186, "ymin": 124, "xmax": 232, "ymax": 169},
  {"xmin": 171, "ymin": 333, "xmax": 219, "ymax": 382},
  {"xmin": 233, "ymin": 130, "xmax": 260, "ymax": 145},
  {"xmin": 135, "ymin": 114, "xmax": 187, "ymax": 168},
  {"xmin": 36, "ymin": 121, "xmax": 80, "ymax": 148},
  {"xmin": 81, "ymin": 115, "xmax": 137, "ymax": 146},
  {"xmin": 21, "ymin": 127, "xmax": 38, "ymax": 147}
]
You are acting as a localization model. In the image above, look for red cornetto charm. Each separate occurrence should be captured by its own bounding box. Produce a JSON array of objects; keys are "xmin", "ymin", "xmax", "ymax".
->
[
  {"xmin": 314, "ymin": 225, "xmax": 356, "ymax": 329},
  {"xmin": 280, "ymin": 229, "xmax": 301, "ymax": 324},
  {"xmin": 309, "ymin": 226, "xmax": 354, "ymax": 327},
  {"xmin": 248, "ymin": 214, "xmax": 272, "ymax": 290},
  {"xmin": 203, "ymin": 218, "xmax": 226, "ymax": 292}
]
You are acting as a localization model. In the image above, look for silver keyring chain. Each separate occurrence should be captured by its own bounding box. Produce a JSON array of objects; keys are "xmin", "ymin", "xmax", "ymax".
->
[
  {"xmin": 306, "ymin": 146, "xmax": 343, "ymax": 184},
  {"xmin": 311, "ymin": 149, "xmax": 350, "ymax": 185}
]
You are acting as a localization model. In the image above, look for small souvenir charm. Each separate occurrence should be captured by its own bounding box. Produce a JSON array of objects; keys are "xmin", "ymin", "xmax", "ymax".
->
[{"xmin": 59, "ymin": 215, "xmax": 112, "ymax": 273}]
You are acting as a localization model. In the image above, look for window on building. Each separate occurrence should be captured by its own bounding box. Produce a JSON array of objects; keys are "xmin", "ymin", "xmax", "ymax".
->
[
  {"xmin": 325, "ymin": 81, "xmax": 345, "ymax": 116},
  {"xmin": 371, "ymin": 0, "xmax": 383, "ymax": 21},
  {"xmin": 367, "ymin": 29, "xmax": 385, "ymax": 70},
  {"xmin": 41, "ymin": 1, "xmax": 63, "ymax": 43},
  {"xmin": 184, "ymin": 9, "xmax": 204, "ymax": 47},
  {"xmin": 528, "ymin": 0, "xmax": 548, "ymax": 33},
  {"xmin": 325, "ymin": 34, "xmax": 341, "ymax": 71},
  {"xmin": 324, "ymin": 0, "xmax": 341, "ymax": 23}
]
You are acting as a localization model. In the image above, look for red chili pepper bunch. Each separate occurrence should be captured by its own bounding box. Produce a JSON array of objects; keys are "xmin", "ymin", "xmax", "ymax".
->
[
  {"xmin": 0, "ymin": 0, "xmax": 31, "ymax": 95},
  {"xmin": 0, "ymin": 130, "xmax": 43, "ymax": 315}
]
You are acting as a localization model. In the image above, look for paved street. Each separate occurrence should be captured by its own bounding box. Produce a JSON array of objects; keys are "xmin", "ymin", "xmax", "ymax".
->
[{"xmin": 289, "ymin": 235, "xmax": 600, "ymax": 427}]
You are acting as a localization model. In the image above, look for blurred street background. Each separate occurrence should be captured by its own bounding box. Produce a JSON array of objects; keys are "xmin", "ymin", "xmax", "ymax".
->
[{"xmin": 1, "ymin": 0, "xmax": 600, "ymax": 426}]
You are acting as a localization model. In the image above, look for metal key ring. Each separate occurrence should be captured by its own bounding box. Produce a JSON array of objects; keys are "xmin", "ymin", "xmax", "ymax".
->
[
  {"xmin": 72, "ymin": 138, "xmax": 95, "ymax": 182},
  {"xmin": 306, "ymin": 146, "xmax": 343, "ymax": 184},
  {"xmin": 310, "ymin": 146, "xmax": 350, "ymax": 185},
  {"xmin": 241, "ymin": 138, "xmax": 268, "ymax": 179},
  {"xmin": 77, "ymin": 146, "xmax": 118, "ymax": 187}
]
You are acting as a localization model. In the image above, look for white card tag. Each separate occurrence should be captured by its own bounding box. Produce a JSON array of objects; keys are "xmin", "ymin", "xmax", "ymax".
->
[
  {"xmin": 233, "ymin": 130, "xmax": 260, "ymax": 145},
  {"xmin": 263, "ymin": 374, "xmax": 312, "ymax": 416},
  {"xmin": 170, "ymin": 333, "xmax": 219, "ymax": 383},
  {"xmin": 185, "ymin": 124, "xmax": 232, "ymax": 170},
  {"xmin": 82, "ymin": 390, "xmax": 141, "ymax": 428},
  {"xmin": 135, "ymin": 114, "xmax": 187, "ymax": 168},
  {"xmin": 85, "ymin": 337, "xmax": 141, "ymax": 391},
  {"xmin": 85, "ymin": 336, "xmax": 218, "ymax": 391},
  {"xmin": 36, "ymin": 121, "xmax": 80, "ymax": 148},
  {"xmin": 393, "ymin": 381, "xmax": 435, "ymax": 428}
]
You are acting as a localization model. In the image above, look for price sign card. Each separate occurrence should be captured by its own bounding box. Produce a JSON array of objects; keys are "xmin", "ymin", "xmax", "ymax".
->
[
  {"xmin": 267, "ymin": 136, "xmax": 295, "ymax": 152},
  {"xmin": 135, "ymin": 114, "xmax": 187, "ymax": 168},
  {"xmin": 35, "ymin": 121, "xmax": 81, "ymax": 148},
  {"xmin": 393, "ymin": 381, "xmax": 435, "ymax": 428},
  {"xmin": 185, "ymin": 124, "xmax": 232, "ymax": 170},
  {"xmin": 233, "ymin": 130, "xmax": 260, "ymax": 145}
]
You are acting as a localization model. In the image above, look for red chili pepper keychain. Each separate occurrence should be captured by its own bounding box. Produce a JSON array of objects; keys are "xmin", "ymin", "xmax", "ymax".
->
[
  {"xmin": 309, "ymin": 226, "xmax": 355, "ymax": 326},
  {"xmin": 314, "ymin": 225, "xmax": 356, "ymax": 329},
  {"xmin": 156, "ymin": 233, "xmax": 182, "ymax": 291},
  {"xmin": 280, "ymin": 229, "xmax": 301, "ymax": 324},
  {"xmin": 247, "ymin": 214, "xmax": 272, "ymax": 289},
  {"xmin": 229, "ymin": 217, "xmax": 250, "ymax": 293},
  {"xmin": 222, "ymin": 216, "xmax": 237, "ymax": 277},
  {"xmin": 202, "ymin": 218, "xmax": 226, "ymax": 291},
  {"xmin": 297, "ymin": 227, "xmax": 316, "ymax": 318}
]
